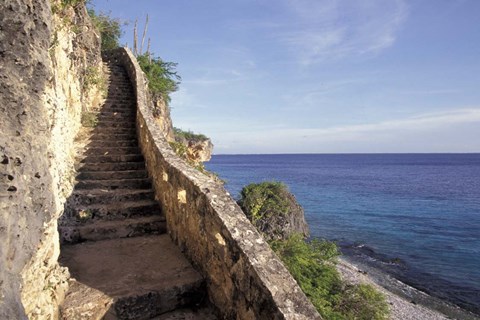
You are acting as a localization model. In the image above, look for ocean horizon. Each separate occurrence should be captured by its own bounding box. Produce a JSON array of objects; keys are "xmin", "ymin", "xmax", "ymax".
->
[{"xmin": 206, "ymin": 153, "xmax": 480, "ymax": 315}]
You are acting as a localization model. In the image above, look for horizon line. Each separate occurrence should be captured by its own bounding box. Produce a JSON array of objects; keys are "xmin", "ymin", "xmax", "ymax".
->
[{"xmin": 211, "ymin": 152, "xmax": 480, "ymax": 156}]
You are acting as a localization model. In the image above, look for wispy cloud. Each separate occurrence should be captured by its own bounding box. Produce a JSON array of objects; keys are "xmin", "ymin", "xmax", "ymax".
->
[
  {"xmin": 183, "ymin": 68, "xmax": 251, "ymax": 86},
  {"xmin": 280, "ymin": 0, "xmax": 408, "ymax": 65},
  {"xmin": 302, "ymin": 108, "xmax": 480, "ymax": 137},
  {"xmin": 213, "ymin": 108, "xmax": 480, "ymax": 153}
]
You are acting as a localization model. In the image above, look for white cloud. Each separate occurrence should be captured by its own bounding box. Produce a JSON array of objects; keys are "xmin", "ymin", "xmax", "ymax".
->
[
  {"xmin": 213, "ymin": 108, "xmax": 480, "ymax": 153},
  {"xmin": 280, "ymin": 0, "xmax": 408, "ymax": 64}
]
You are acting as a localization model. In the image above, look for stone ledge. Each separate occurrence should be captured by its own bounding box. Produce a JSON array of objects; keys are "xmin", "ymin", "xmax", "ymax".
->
[{"xmin": 103, "ymin": 47, "xmax": 321, "ymax": 320}]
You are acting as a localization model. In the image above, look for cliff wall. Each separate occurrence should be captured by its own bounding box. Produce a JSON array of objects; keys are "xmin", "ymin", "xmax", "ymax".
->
[
  {"xmin": 0, "ymin": 1, "xmax": 102, "ymax": 318},
  {"xmin": 107, "ymin": 48, "xmax": 321, "ymax": 320}
]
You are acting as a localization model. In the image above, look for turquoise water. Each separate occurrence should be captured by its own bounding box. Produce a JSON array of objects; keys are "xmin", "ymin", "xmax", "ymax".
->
[{"xmin": 205, "ymin": 154, "xmax": 480, "ymax": 314}]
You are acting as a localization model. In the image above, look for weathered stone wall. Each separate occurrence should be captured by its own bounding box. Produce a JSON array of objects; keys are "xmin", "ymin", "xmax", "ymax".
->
[
  {"xmin": 107, "ymin": 48, "xmax": 321, "ymax": 320},
  {"xmin": 0, "ymin": 1, "xmax": 102, "ymax": 318}
]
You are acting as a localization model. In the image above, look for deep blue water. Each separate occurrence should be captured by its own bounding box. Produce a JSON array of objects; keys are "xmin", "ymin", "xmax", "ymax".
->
[{"xmin": 205, "ymin": 154, "xmax": 480, "ymax": 313}]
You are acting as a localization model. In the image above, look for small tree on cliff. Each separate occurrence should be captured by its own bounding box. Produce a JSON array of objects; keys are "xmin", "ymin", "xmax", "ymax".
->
[
  {"xmin": 87, "ymin": 9, "xmax": 122, "ymax": 50},
  {"xmin": 238, "ymin": 181, "xmax": 310, "ymax": 241},
  {"xmin": 136, "ymin": 54, "xmax": 180, "ymax": 105}
]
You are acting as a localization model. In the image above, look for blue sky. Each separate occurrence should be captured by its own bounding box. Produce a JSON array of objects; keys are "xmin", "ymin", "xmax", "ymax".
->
[{"xmin": 91, "ymin": 0, "xmax": 480, "ymax": 154}]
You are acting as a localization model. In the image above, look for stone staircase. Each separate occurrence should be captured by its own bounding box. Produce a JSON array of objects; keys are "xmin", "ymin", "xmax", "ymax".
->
[{"xmin": 58, "ymin": 60, "xmax": 216, "ymax": 319}]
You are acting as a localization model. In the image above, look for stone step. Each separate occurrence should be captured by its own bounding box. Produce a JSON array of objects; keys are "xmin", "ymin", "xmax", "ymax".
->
[
  {"xmin": 60, "ymin": 235, "xmax": 205, "ymax": 320},
  {"xmin": 87, "ymin": 133, "xmax": 138, "ymax": 141},
  {"xmin": 106, "ymin": 76, "xmax": 129, "ymax": 80},
  {"xmin": 106, "ymin": 89, "xmax": 134, "ymax": 95},
  {"xmin": 97, "ymin": 110, "xmax": 136, "ymax": 116},
  {"xmin": 74, "ymin": 178, "xmax": 151, "ymax": 190},
  {"xmin": 107, "ymin": 80, "xmax": 131, "ymax": 84},
  {"xmin": 59, "ymin": 215, "xmax": 166, "ymax": 244},
  {"xmin": 106, "ymin": 92, "xmax": 134, "ymax": 97},
  {"xmin": 99, "ymin": 108, "xmax": 135, "ymax": 114},
  {"xmin": 78, "ymin": 154, "xmax": 144, "ymax": 164},
  {"xmin": 67, "ymin": 199, "xmax": 160, "ymax": 221},
  {"xmin": 76, "ymin": 161, "xmax": 145, "ymax": 172},
  {"xmin": 106, "ymin": 92, "xmax": 135, "ymax": 96},
  {"xmin": 105, "ymin": 76, "xmax": 124, "ymax": 80},
  {"xmin": 95, "ymin": 121, "xmax": 136, "ymax": 128},
  {"xmin": 96, "ymin": 114, "xmax": 136, "ymax": 122},
  {"xmin": 151, "ymin": 308, "xmax": 217, "ymax": 320},
  {"xmin": 76, "ymin": 169, "xmax": 148, "ymax": 181},
  {"xmin": 90, "ymin": 127, "xmax": 136, "ymax": 135},
  {"xmin": 99, "ymin": 108, "xmax": 135, "ymax": 115},
  {"xmin": 83, "ymin": 146, "xmax": 141, "ymax": 156},
  {"xmin": 104, "ymin": 98, "xmax": 135, "ymax": 103},
  {"xmin": 69, "ymin": 188, "xmax": 154, "ymax": 206},
  {"xmin": 84, "ymin": 139, "xmax": 139, "ymax": 148},
  {"xmin": 102, "ymin": 102, "xmax": 135, "ymax": 108}
]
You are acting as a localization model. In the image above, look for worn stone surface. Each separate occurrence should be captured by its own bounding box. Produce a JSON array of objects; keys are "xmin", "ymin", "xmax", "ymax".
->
[
  {"xmin": 60, "ymin": 235, "xmax": 206, "ymax": 320},
  {"xmin": 59, "ymin": 60, "xmax": 165, "ymax": 245},
  {"xmin": 58, "ymin": 60, "xmax": 213, "ymax": 320},
  {"xmin": 107, "ymin": 48, "xmax": 322, "ymax": 320},
  {"xmin": 0, "ymin": 0, "xmax": 102, "ymax": 318},
  {"xmin": 60, "ymin": 279, "xmax": 113, "ymax": 320},
  {"xmin": 152, "ymin": 308, "xmax": 218, "ymax": 320}
]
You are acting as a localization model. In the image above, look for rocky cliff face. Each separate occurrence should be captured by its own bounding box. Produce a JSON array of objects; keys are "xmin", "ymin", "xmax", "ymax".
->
[
  {"xmin": 177, "ymin": 137, "xmax": 214, "ymax": 164},
  {"xmin": 152, "ymin": 98, "xmax": 176, "ymax": 143},
  {"xmin": 0, "ymin": 1, "xmax": 102, "ymax": 318},
  {"xmin": 149, "ymin": 99, "xmax": 213, "ymax": 164}
]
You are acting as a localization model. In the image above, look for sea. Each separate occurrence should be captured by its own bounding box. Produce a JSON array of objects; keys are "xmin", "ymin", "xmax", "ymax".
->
[{"xmin": 205, "ymin": 153, "xmax": 480, "ymax": 316}]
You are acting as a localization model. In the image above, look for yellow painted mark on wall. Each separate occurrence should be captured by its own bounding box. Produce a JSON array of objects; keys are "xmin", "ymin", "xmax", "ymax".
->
[
  {"xmin": 177, "ymin": 189, "xmax": 186, "ymax": 204},
  {"xmin": 215, "ymin": 233, "xmax": 226, "ymax": 246}
]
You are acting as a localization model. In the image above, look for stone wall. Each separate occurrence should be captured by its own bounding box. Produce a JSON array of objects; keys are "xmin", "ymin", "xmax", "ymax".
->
[
  {"xmin": 107, "ymin": 48, "xmax": 321, "ymax": 320},
  {"xmin": 0, "ymin": 1, "xmax": 102, "ymax": 318}
]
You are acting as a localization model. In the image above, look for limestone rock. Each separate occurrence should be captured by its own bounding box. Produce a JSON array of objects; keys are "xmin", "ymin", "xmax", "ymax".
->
[
  {"xmin": 0, "ymin": 0, "xmax": 102, "ymax": 318},
  {"xmin": 185, "ymin": 139, "xmax": 213, "ymax": 163},
  {"xmin": 152, "ymin": 97, "xmax": 175, "ymax": 142}
]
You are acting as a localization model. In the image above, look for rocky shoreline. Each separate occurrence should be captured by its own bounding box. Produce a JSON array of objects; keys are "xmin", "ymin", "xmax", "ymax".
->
[{"xmin": 337, "ymin": 257, "xmax": 480, "ymax": 320}]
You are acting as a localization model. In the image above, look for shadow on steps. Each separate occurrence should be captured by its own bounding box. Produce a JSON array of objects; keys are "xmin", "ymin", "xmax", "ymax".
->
[{"xmin": 58, "ymin": 60, "xmax": 217, "ymax": 319}]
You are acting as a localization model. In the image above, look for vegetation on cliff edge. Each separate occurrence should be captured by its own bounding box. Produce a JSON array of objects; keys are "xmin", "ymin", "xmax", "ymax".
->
[
  {"xmin": 174, "ymin": 127, "xmax": 208, "ymax": 142},
  {"xmin": 239, "ymin": 181, "xmax": 389, "ymax": 320},
  {"xmin": 87, "ymin": 8, "xmax": 123, "ymax": 50},
  {"xmin": 137, "ymin": 54, "xmax": 181, "ymax": 105},
  {"xmin": 271, "ymin": 234, "xmax": 389, "ymax": 320},
  {"xmin": 239, "ymin": 181, "xmax": 290, "ymax": 223},
  {"xmin": 238, "ymin": 181, "xmax": 309, "ymax": 240}
]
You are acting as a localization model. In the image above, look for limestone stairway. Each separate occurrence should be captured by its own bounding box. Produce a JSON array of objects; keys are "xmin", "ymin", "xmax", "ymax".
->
[{"xmin": 58, "ymin": 60, "xmax": 216, "ymax": 319}]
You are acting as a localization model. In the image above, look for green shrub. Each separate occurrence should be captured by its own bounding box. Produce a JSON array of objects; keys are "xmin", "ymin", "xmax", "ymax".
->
[
  {"xmin": 174, "ymin": 127, "xmax": 208, "ymax": 142},
  {"xmin": 88, "ymin": 8, "xmax": 122, "ymax": 50},
  {"xmin": 270, "ymin": 234, "xmax": 344, "ymax": 318},
  {"xmin": 81, "ymin": 112, "xmax": 98, "ymax": 127},
  {"xmin": 61, "ymin": 0, "xmax": 84, "ymax": 8},
  {"xmin": 335, "ymin": 284, "xmax": 390, "ymax": 320},
  {"xmin": 169, "ymin": 141, "xmax": 188, "ymax": 159},
  {"xmin": 270, "ymin": 234, "xmax": 389, "ymax": 319},
  {"xmin": 83, "ymin": 66, "xmax": 105, "ymax": 91},
  {"xmin": 137, "ymin": 54, "xmax": 180, "ymax": 105},
  {"xmin": 238, "ymin": 181, "xmax": 290, "ymax": 223}
]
